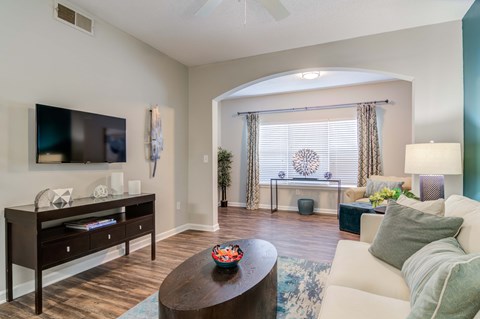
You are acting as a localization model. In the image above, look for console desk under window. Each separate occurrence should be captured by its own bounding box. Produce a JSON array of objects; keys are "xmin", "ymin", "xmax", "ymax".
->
[{"xmin": 270, "ymin": 178, "xmax": 341, "ymax": 214}]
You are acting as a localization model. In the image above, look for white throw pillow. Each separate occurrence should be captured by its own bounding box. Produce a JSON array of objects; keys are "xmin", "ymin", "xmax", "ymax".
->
[
  {"xmin": 445, "ymin": 194, "xmax": 480, "ymax": 217},
  {"xmin": 397, "ymin": 194, "xmax": 445, "ymax": 216}
]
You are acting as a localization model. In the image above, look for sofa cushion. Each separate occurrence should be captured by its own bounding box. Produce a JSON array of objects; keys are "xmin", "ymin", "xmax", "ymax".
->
[
  {"xmin": 397, "ymin": 194, "xmax": 445, "ymax": 216},
  {"xmin": 368, "ymin": 201, "xmax": 463, "ymax": 269},
  {"xmin": 456, "ymin": 210, "xmax": 480, "ymax": 254},
  {"xmin": 445, "ymin": 194, "xmax": 480, "ymax": 218},
  {"xmin": 445, "ymin": 195, "xmax": 480, "ymax": 254},
  {"xmin": 327, "ymin": 240, "xmax": 410, "ymax": 301},
  {"xmin": 407, "ymin": 254, "xmax": 480, "ymax": 319},
  {"xmin": 365, "ymin": 179, "xmax": 404, "ymax": 197},
  {"xmin": 318, "ymin": 286, "xmax": 411, "ymax": 319},
  {"xmin": 402, "ymin": 237, "xmax": 465, "ymax": 305}
]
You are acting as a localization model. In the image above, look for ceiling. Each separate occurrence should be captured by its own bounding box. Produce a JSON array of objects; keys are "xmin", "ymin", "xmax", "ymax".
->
[
  {"xmin": 67, "ymin": 0, "xmax": 474, "ymax": 67},
  {"xmin": 228, "ymin": 70, "xmax": 396, "ymax": 98}
]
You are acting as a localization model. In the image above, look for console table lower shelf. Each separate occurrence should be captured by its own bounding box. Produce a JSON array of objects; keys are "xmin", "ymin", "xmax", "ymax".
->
[{"xmin": 4, "ymin": 193, "xmax": 156, "ymax": 315}]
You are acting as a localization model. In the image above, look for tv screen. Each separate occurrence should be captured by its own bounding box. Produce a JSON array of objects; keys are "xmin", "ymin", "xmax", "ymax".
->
[{"xmin": 36, "ymin": 104, "xmax": 126, "ymax": 163}]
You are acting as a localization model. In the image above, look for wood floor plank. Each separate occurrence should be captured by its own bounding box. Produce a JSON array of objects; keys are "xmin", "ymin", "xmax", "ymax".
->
[{"xmin": 0, "ymin": 207, "xmax": 358, "ymax": 318}]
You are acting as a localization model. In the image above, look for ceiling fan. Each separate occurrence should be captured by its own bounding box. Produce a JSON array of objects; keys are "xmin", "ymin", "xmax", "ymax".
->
[{"xmin": 195, "ymin": 0, "xmax": 290, "ymax": 21}]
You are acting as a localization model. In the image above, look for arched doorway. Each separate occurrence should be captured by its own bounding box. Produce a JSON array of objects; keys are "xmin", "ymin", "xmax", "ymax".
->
[{"xmin": 211, "ymin": 68, "xmax": 414, "ymax": 226}]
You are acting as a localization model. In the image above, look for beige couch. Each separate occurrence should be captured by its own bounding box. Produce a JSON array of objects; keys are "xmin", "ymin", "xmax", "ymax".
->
[
  {"xmin": 318, "ymin": 194, "xmax": 480, "ymax": 319},
  {"xmin": 344, "ymin": 175, "xmax": 412, "ymax": 203}
]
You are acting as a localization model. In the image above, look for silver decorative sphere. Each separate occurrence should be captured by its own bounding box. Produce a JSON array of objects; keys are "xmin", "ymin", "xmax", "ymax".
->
[
  {"xmin": 292, "ymin": 149, "xmax": 320, "ymax": 177},
  {"xmin": 278, "ymin": 171, "xmax": 286, "ymax": 179}
]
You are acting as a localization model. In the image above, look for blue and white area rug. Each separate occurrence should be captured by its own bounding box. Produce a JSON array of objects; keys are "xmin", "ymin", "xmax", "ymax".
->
[{"xmin": 118, "ymin": 256, "xmax": 330, "ymax": 319}]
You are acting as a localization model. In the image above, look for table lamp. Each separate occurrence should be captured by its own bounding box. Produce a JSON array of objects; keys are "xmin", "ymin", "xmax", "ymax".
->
[{"xmin": 404, "ymin": 142, "xmax": 462, "ymax": 201}]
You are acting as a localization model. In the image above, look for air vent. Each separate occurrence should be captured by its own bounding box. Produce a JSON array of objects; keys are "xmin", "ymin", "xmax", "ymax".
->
[{"xmin": 55, "ymin": 2, "xmax": 94, "ymax": 35}]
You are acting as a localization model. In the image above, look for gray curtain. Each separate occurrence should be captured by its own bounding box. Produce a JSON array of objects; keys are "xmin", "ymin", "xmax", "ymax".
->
[
  {"xmin": 246, "ymin": 113, "xmax": 260, "ymax": 210},
  {"xmin": 357, "ymin": 103, "xmax": 382, "ymax": 187}
]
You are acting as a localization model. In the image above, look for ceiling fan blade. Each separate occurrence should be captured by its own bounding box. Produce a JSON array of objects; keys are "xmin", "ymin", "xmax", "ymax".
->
[
  {"xmin": 258, "ymin": 0, "xmax": 290, "ymax": 21},
  {"xmin": 195, "ymin": 0, "xmax": 223, "ymax": 17}
]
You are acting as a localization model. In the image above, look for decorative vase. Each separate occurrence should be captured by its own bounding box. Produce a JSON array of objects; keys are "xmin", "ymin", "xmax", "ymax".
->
[
  {"xmin": 297, "ymin": 198, "xmax": 314, "ymax": 215},
  {"xmin": 128, "ymin": 180, "xmax": 141, "ymax": 195},
  {"xmin": 111, "ymin": 172, "xmax": 124, "ymax": 196},
  {"xmin": 220, "ymin": 186, "xmax": 228, "ymax": 207}
]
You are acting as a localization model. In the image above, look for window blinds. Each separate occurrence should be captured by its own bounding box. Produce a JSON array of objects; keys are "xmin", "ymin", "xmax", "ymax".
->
[{"xmin": 259, "ymin": 120, "xmax": 358, "ymax": 185}]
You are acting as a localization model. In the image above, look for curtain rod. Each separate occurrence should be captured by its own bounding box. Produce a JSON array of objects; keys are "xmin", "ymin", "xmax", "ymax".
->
[{"xmin": 236, "ymin": 99, "xmax": 390, "ymax": 116}]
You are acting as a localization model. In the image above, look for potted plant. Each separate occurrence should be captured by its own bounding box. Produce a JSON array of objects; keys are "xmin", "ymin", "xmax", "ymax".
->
[
  {"xmin": 218, "ymin": 147, "xmax": 233, "ymax": 207},
  {"xmin": 369, "ymin": 187, "xmax": 419, "ymax": 208}
]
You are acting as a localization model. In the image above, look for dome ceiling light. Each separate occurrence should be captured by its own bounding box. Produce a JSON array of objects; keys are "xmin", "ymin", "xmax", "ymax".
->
[{"xmin": 300, "ymin": 71, "xmax": 321, "ymax": 80}]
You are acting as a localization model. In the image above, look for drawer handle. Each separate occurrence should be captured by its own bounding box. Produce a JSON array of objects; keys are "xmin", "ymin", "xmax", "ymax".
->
[
  {"xmin": 108, "ymin": 234, "xmax": 111, "ymax": 240},
  {"xmin": 66, "ymin": 246, "xmax": 70, "ymax": 253},
  {"xmin": 139, "ymin": 225, "xmax": 142, "ymax": 230}
]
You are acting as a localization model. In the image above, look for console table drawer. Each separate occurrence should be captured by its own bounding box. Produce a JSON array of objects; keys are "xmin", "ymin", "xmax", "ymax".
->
[
  {"xmin": 126, "ymin": 217, "xmax": 153, "ymax": 237},
  {"xmin": 42, "ymin": 235, "xmax": 90, "ymax": 266},
  {"xmin": 90, "ymin": 226, "xmax": 126, "ymax": 250}
]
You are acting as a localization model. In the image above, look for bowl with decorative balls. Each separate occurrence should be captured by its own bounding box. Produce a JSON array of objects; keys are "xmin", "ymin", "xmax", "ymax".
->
[{"xmin": 211, "ymin": 244, "xmax": 244, "ymax": 268}]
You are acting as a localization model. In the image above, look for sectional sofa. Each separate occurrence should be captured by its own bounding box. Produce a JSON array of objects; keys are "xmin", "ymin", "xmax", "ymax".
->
[{"xmin": 318, "ymin": 195, "xmax": 480, "ymax": 319}]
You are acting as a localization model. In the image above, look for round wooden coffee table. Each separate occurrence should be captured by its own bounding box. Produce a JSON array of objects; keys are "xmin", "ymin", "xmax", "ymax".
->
[{"xmin": 158, "ymin": 238, "xmax": 278, "ymax": 319}]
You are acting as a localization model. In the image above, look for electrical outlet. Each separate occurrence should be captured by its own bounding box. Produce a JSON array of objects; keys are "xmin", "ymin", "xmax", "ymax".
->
[
  {"xmin": 203, "ymin": 155, "xmax": 208, "ymax": 163},
  {"xmin": 296, "ymin": 189, "xmax": 301, "ymax": 195},
  {"xmin": 176, "ymin": 201, "xmax": 181, "ymax": 210}
]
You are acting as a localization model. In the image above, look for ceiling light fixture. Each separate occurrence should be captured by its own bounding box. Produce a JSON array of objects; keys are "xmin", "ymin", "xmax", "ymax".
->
[{"xmin": 300, "ymin": 71, "xmax": 321, "ymax": 80}]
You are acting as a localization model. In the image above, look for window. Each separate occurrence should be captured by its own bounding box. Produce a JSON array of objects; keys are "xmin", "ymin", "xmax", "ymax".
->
[{"xmin": 259, "ymin": 120, "xmax": 358, "ymax": 185}]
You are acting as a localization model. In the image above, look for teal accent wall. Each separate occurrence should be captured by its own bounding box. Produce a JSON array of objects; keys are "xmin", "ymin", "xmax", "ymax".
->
[{"xmin": 463, "ymin": 0, "xmax": 480, "ymax": 199}]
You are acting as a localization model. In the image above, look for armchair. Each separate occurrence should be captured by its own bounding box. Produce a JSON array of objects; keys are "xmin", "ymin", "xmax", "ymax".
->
[{"xmin": 344, "ymin": 175, "xmax": 412, "ymax": 203}]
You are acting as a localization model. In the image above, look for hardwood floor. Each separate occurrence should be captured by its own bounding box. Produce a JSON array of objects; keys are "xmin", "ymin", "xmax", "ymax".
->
[{"xmin": 0, "ymin": 207, "xmax": 358, "ymax": 318}]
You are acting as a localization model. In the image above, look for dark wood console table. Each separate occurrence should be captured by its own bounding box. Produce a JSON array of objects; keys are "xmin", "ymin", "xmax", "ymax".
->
[{"xmin": 4, "ymin": 193, "xmax": 156, "ymax": 315}]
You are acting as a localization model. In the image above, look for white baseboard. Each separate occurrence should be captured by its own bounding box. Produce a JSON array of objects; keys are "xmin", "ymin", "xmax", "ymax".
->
[
  {"xmin": 228, "ymin": 201, "xmax": 337, "ymax": 216},
  {"xmin": 186, "ymin": 223, "xmax": 220, "ymax": 232},
  {"xmin": 228, "ymin": 201, "xmax": 246, "ymax": 208},
  {"xmin": 0, "ymin": 222, "xmax": 219, "ymax": 304}
]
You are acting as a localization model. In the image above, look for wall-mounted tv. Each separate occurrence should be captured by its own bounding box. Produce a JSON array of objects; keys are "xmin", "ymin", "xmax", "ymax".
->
[{"xmin": 36, "ymin": 104, "xmax": 126, "ymax": 163}]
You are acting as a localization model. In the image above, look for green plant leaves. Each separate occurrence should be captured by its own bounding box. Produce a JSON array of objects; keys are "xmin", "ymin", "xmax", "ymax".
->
[{"xmin": 218, "ymin": 147, "xmax": 233, "ymax": 188}]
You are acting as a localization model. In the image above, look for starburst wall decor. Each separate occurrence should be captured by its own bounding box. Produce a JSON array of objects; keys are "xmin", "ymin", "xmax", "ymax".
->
[{"xmin": 292, "ymin": 149, "xmax": 320, "ymax": 177}]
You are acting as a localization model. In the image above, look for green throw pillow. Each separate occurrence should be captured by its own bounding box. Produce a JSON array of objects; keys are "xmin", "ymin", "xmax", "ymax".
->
[
  {"xmin": 402, "ymin": 237, "xmax": 465, "ymax": 306},
  {"xmin": 407, "ymin": 254, "xmax": 480, "ymax": 319},
  {"xmin": 365, "ymin": 179, "xmax": 404, "ymax": 197},
  {"xmin": 368, "ymin": 201, "xmax": 463, "ymax": 269}
]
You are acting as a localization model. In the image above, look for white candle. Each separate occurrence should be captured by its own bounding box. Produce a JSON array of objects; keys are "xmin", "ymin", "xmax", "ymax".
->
[
  {"xmin": 111, "ymin": 172, "xmax": 124, "ymax": 196},
  {"xmin": 128, "ymin": 180, "xmax": 141, "ymax": 195}
]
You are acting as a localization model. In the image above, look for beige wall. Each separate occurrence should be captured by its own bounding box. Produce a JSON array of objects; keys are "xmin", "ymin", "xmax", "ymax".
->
[
  {"xmin": 219, "ymin": 80, "xmax": 412, "ymax": 212},
  {"xmin": 0, "ymin": 0, "xmax": 188, "ymax": 299},
  {"xmin": 189, "ymin": 21, "xmax": 464, "ymax": 226}
]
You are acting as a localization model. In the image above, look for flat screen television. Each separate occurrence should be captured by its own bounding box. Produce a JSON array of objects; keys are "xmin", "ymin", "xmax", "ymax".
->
[{"xmin": 36, "ymin": 104, "xmax": 126, "ymax": 163}]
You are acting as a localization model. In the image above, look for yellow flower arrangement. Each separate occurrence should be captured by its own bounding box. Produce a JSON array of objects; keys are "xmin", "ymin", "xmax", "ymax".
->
[{"xmin": 369, "ymin": 187, "xmax": 418, "ymax": 208}]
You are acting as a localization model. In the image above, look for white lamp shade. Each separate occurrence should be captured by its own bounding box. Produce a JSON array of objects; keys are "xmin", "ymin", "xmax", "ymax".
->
[{"xmin": 405, "ymin": 143, "xmax": 462, "ymax": 175}]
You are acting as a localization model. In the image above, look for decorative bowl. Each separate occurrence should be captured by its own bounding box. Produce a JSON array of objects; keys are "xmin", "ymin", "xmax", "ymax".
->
[{"xmin": 211, "ymin": 244, "xmax": 244, "ymax": 268}]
